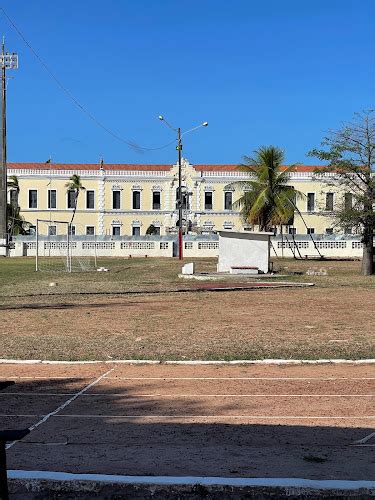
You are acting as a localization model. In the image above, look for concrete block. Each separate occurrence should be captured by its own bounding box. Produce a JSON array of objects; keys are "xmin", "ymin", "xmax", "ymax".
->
[
  {"xmin": 230, "ymin": 266, "xmax": 259, "ymax": 275},
  {"xmin": 182, "ymin": 262, "xmax": 195, "ymax": 275},
  {"xmin": 0, "ymin": 237, "xmax": 7, "ymax": 257},
  {"xmin": 10, "ymin": 242, "xmax": 25, "ymax": 257}
]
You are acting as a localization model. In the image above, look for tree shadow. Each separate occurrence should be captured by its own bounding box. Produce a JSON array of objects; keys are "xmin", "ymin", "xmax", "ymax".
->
[
  {"xmin": 0, "ymin": 374, "xmax": 373, "ymax": 484},
  {"xmin": 0, "ymin": 302, "xmax": 144, "ymax": 311}
]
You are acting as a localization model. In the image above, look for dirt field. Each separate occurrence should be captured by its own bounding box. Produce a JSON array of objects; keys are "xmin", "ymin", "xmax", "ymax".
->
[
  {"xmin": 0, "ymin": 257, "xmax": 374, "ymax": 361},
  {"xmin": 0, "ymin": 286, "xmax": 374, "ymax": 360},
  {"xmin": 1, "ymin": 362, "xmax": 374, "ymax": 480}
]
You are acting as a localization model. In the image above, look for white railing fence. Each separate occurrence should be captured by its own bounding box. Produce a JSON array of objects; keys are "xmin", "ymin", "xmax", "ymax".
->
[{"xmin": 9, "ymin": 234, "xmax": 369, "ymax": 259}]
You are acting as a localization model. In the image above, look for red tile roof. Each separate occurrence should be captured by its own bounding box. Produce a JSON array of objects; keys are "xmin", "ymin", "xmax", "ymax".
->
[
  {"xmin": 8, "ymin": 163, "xmax": 172, "ymax": 171},
  {"xmin": 7, "ymin": 162, "xmax": 327, "ymax": 173},
  {"xmin": 194, "ymin": 165, "xmax": 239, "ymax": 171},
  {"xmin": 194, "ymin": 164, "xmax": 326, "ymax": 172}
]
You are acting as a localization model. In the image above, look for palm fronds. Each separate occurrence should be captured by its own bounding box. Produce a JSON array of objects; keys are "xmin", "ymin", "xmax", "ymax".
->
[{"xmin": 231, "ymin": 146, "xmax": 303, "ymax": 231}]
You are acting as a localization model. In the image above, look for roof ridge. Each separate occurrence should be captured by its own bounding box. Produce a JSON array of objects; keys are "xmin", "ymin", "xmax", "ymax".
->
[{"xmin": 7, "ymin": 162, "xmax": 327, "ymax": 172}]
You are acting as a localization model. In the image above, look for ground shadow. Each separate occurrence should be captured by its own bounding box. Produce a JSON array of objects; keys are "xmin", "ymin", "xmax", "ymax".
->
[{"xmin": 0, "ymin": 375, "xmax": 373, "ymax": 481}]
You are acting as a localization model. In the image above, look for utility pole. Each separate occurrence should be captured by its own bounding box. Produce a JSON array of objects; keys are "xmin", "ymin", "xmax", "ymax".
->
[
  {"xmin": 177, "ymin": 127, "xmax": 183, "ymax": 260},
  {"xmin": 0, "ymin": 38, "xmax": 18, "ymax": 256},
  {"xmin": 158, "ymin": 116, "xmax": 208, "ymax": 260}
]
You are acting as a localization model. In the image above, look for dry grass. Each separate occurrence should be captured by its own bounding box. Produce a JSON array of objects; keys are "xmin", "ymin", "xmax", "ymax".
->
[{"xmin": 0, "ymin": 257, "xmax": 374, "ymax": 360}]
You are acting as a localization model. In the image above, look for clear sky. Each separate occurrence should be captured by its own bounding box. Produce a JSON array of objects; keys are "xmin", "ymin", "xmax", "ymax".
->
[{"xmin": 2, "ymin": 0, "xmax": 375, "ymax": 165}]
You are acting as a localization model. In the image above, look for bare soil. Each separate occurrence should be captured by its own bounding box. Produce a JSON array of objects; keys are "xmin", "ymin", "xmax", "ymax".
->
[
  {"xmin": 0, "ymin": 257, "xmax": 374, "ymax": 360},
  {"xmin": 0, "ymin": 286, "xmax": 374, "ymax": 360},
  {"xmin": 1, "ymin": 363, "xmax": 374, "ymax": 480}
]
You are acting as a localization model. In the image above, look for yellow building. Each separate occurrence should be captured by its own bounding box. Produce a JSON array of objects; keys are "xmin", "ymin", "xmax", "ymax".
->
[{"xmin": 7, "ymin": 159, "xmax": 348, "ymax": 236}]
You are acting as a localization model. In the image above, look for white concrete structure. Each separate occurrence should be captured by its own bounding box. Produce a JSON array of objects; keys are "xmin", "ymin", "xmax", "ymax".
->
[
  {"xmin": 182, "ymin": 262, "xmax": 195, "ymax": 275},
  {"xmin": 217, "ymin": 231, "xmax": 273, "ymax": 274},
  {"xmin": 0, "ymin": 237, "xmax": 7, "ymax": 257}
]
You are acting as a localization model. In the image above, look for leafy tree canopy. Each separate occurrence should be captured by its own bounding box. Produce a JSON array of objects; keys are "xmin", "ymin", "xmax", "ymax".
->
[{"xmin": 309, "ymin": 110, "xmax": 375, "ymax": 275}]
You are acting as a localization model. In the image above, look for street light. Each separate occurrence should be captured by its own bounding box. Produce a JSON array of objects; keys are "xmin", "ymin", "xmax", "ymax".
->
[{"xmin": 158, "ymin": 116, "xmax": 208, "ymax": 260}]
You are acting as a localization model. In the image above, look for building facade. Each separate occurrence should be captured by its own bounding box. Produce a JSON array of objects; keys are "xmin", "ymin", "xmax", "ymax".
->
[{"xmin": 7, "ymin": 159, "xmax": 348, "ymax": 236}]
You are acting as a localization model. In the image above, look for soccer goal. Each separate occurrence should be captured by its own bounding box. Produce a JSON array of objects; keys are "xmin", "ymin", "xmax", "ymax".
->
[{"xmin": 35, "ymin": 219, "xmax": 97, "ymax": 272}]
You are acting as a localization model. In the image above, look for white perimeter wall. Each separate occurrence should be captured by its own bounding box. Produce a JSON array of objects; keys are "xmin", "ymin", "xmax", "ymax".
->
[
  {"xmin": 271, "ymin": 239, "xmax": 364, "ymax": 259},
  {"xmin": 0, "ymin": 237, "xmax": 7, "ymax": 257},
  {"xmin": 10, "ymin": 240, "xmax": 173, "ymax": 258},
  {"xmin": 9, "ymin": 236, "xmax": 366, "ymax": 260}
]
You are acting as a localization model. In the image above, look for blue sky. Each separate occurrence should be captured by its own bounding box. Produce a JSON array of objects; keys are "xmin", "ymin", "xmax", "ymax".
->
[{"xmin": 2, "ymin": 0, "xmax": 375, "ymax": 165}]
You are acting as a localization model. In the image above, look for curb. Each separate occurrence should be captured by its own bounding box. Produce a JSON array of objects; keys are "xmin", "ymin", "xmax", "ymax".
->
[
  {"xmin": 7, "ymin": 471, "xmax": 375, "ymax": 500},
  {"xmin": 8, "ymin": 470, "xmax": 375, "ymax": 489},
  {"xmin": 0, "ymin": 359, "xmax": 374, "ymax": 365}
]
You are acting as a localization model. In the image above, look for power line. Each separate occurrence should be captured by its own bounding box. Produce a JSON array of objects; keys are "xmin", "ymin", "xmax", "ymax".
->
[{"xmin": 0, "ymin": 7, "xmax": 176, "ymax": 153}]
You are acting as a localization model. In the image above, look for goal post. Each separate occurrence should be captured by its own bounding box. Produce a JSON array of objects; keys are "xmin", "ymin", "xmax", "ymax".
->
[
  {"xmin": 36, "ymin": 219, "xmax": 72, "ymax": 272},
  {"xmin": 35, "ymin": 220, "xmax": 98, "ymax": 272}
]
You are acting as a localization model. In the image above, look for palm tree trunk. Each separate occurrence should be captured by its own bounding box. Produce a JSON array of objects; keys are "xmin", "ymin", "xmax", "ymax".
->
[{"xmin": 70, "ymin": 191, "xmax": 79, "ymax": 225}]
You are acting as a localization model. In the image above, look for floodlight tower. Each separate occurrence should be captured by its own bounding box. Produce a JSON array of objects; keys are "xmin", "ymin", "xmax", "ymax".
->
[{"xmin": 0, "ymin": 38, "xmax": 18, "ymax": 256}]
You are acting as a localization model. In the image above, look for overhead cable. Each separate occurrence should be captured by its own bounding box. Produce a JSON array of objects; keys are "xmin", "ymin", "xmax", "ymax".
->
[{"xmin": 0, "ymin": 7, "xmax": 176, "ymax": 153}]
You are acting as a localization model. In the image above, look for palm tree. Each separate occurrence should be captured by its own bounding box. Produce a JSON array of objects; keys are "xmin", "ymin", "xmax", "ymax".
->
[
  {"xmin": 65, "ymin": 174, "xmax": 86, "ymax": 225},
  {"xmin": 6, "ymin": 175, "xmax": 26, "ymax": 236},
  {"xmin": 231, "ymin": 146, "xmax": 303, "ymax": 231},
  {"xmin": 7, "ymin": 175, "xmax": 20, "ymax": 201},
  {"xmin": 6, "ymin": 203, "xmax": 27, "ymax": 235}
]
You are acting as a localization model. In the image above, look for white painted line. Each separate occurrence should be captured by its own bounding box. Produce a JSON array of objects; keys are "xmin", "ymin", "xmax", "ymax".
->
[
  {"xmin": 163, "ymin": 359, "xmax": 375, "ymax": 365},
  {"xmin": 2, "ymin": 376, "xmax": 85, "ymax": 380},
  {"xmin": 52, "ymin": 415, "xmax": 375, "ymax": 419},
  {"xmin": 0, "ymin": 359, "xmax": 42, "ymax": 364},
  {"xmin": 41, "ymin": 361, "xmax": 105, "ymax": 365},
  {"xmin": 351, "ymin": 431, "xmax": 375, "ymax": 445},
  {"xmin": 7, "ymin": 470, "xmax": 375, "ymax": 490},
  {"xmin": 106, "ymin": 376, "xmax": 375, "ymax": 381},
  {"xmin": 1, "ymin": 392, "xmax": 373, "ymax": 398},
  {"xmin": 107, "ymin": 360, "xmax": 161, "ymax": 365},
  {"xmin": 103, "ymin": 393, "xmax": 375, "ymax": 398},
  {"xmin": 0, "ymin": 359, "xmax": 374, "ymax": 365},
  {"xmin": 0, "ymin": 414, "xmax": 42, "ymax": 418},
  {"xmin": 0, "ymin": 360, "xmax": 108, "ymax": 365},
  {"xmin": 2, "ymin": 376, "xmax": 374, "ymax": 383},
  {"xmin": 5, "ymin": 368, "xmax": 114, "ymax": 450},
  {"xmin": 0, "ymin": 393, "xmax": 76, "ymax": 396},
  {"xmin": 0, "ymin": 414, "xmax": 373, "ymax": 420}
]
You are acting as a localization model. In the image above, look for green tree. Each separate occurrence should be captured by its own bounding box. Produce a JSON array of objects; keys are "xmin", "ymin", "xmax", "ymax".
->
[
  {"xmin": 146, "ymin": 224, "xmax": 158, "ymax": 235},
  {"xmin": 6, "ymin": 203, "xmax": 27, "ymax": 235},
  {"xmin": 6, "ymin": 175, "xmax": 28, "ymax": 236},
  {"xmin": 309, "ymin": 111, "xmax": 375, "ymax": 275},
  {"xmin": 7, "ymin": 175, "xmax": 20, "ymax": 200},
  {"xmin": 65, "ymin": 174, "xmax": 86, "ymax": 225},
  {"xmin": 231, "ymin": 146, "xmax": 302, "ymax": 231}
]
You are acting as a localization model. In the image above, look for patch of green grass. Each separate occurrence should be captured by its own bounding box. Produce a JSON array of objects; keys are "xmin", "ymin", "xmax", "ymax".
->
[
  {"xmin": 0, "ymin": 257, "xmax": 217, "ymax": 299},
  {"xmin": 0, "ymin": 257, "xmax": 374, "ymax": 361}
]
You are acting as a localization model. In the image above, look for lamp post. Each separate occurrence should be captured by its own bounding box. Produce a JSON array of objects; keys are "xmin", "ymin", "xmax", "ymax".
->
[{"xmin": 158, "ymin": 116, "xmax": 208, "ymax": 260}]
